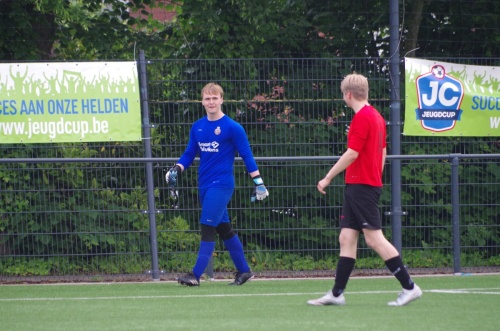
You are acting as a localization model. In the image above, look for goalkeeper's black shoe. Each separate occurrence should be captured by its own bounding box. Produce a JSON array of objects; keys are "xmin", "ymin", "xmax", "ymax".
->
[
  {"xmin": 177, "ymin": 272, "xmax": 200, "ymax": 286},
  {"xmin": 228, "ymin": 271, "xmax": 254, "ymax": 285}
]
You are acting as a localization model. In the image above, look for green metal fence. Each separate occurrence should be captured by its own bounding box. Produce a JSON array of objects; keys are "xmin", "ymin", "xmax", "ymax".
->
[{"xmin": 1, "ymin": 57, "xmax": 499, "ymax": 282}]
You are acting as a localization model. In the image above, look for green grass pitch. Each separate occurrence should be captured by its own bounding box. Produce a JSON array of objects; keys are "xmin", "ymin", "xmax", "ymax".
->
[{"xmin": 1, "ymin": 274, "xmax": 499, "ymax": 331}]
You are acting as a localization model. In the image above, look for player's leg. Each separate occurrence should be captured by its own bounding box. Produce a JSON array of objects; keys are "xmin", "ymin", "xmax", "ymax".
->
[
  {"xmin": 333, "ymin": 228, "xmax": 359, "ymax": 294},
  {"xmin": 364, "ymin": 231, "xmax": 422, "ymax": 306},
  {"xmin": 355, "ymin": 185, "xmax": 422, "ymax": 306},
  {"xmin": 215, "ymin": 187, "xmax": 253, "ymax": 285},
  {"xmin": 177, "ymin": 188, "xmax": 231, "ymax": 286},
  {"xmin": 217, "ymin": 221, "xmax": 254, "ymax": 285},
  {"xmin": 363, "ymin": 229, "xmax": 417, "ymax": 286},
  {"xmin": 307, "ymin": 229, "xmax": 359, "ymax": 306},
  {"xmin": 308, "ymin": 186, "xmax": 359, "ymax": 306},
  {"xmin": 177, "ymin": 223, "xmax": 216, "ymax": 286},
  {"xmin": 332, "ymin": 186, "xmax": 362, "ymax": 299}
]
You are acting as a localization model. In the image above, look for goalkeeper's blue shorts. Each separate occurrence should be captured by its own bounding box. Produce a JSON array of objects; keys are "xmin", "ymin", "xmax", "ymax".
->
[{"xmin": 199, "ymin": 187, "xmax": 234, "ymax": 227}]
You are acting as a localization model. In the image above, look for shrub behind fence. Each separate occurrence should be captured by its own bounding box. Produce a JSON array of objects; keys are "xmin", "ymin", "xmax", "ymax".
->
[{"xmin": 1, "ymin": 57, "xmax": 499, "ymax": 282}]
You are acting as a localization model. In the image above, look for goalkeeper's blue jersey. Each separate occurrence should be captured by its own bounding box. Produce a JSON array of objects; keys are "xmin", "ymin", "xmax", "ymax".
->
[{"xmin": 178, "ymin": 114, "xmax": 258, "ymax": 189}]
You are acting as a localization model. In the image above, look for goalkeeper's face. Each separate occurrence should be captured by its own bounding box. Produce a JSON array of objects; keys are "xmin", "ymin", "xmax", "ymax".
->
[{"xmin": 202, "ymin": 92, "xmax": 224, "ymax": 117}]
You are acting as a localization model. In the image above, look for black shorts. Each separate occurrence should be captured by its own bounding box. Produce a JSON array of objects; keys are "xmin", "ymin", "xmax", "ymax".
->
[{"xmin": 340, "ymin": 184, "xmax": 382, "ymax": 231}]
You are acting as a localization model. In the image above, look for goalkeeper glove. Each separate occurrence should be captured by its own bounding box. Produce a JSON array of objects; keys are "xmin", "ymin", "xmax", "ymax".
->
[
  {"xmin": 165, "ymin": 164, "xmax": 182, "ymax": 188},
  {"xmin": 251, "ymin": 175, "xmax": 269, "ymax": 202}
]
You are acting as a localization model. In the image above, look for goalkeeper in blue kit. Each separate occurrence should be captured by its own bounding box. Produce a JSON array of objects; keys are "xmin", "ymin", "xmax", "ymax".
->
[{"xmin": 166, "ymin": 82, "xmax": 269, "ymax": 286}]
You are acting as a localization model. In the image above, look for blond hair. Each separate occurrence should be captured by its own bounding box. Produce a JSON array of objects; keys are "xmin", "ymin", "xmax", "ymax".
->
[
  {"xmin": 201, "ymin": 82, "xmax": 224, "ymax": 98},
  {"xmin": 340, "ymin": 73, "xmax": 369, "ymax": 101}
]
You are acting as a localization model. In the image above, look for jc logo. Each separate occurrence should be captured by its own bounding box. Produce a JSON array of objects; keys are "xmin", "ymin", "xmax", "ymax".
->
[{"xmin": 415, "ymin": 65, "xmax": 464, "ymax": 132}]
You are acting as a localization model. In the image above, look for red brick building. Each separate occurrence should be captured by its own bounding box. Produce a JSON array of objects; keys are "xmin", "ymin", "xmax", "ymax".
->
[{"xmin": 128, "ymin": 1, "xmax": 176, "ymax": 22}]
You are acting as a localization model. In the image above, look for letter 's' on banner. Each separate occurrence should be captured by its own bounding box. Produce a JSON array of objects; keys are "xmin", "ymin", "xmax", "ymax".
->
[
  {"xmin": 404, "ymin": 58, "xmax": 500, "ymax": 136},
  {"xmin": 0, "ymin": 62, "xmax": 141, "ymax": 143}
]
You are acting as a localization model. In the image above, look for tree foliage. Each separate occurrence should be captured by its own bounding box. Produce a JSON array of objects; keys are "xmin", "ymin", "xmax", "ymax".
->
[
  {"xmin": 404, "ymin": 0, "xmax": 500, "ymax": 57},
  {"xmin": 1, "ymin": 0, "xmax": 498, "ymax": 60},
  {"xmin": 163, "ymin": 0, "xmax": 500, "ymax": 59},
  {"xmin": 0, "ymin": 0, "xmax": 173, "ymax": 60}
]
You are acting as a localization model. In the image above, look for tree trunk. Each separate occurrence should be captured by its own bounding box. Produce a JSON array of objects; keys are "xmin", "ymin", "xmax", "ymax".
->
[{"xmin": 404, "ymin": 0, "xmax": 431, "ymax": 58}]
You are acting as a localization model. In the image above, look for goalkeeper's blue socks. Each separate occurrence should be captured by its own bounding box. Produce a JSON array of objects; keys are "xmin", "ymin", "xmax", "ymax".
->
[
  {"xmin": 224, "ymin": 235, "xmax": 251, "ymax": 273},
  {"xmin": 192, "ymin": 241, "xmax": 215, "ymax": 280}
]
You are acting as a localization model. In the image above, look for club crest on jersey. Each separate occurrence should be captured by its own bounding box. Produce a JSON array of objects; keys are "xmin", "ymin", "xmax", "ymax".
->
[
  {"xmin": 415, "ymin": 64, "xmax": 464, "ymax": 132},
  {"xmin": 214, "ymin": 126, "xmax": 221, "ymax": 135}
]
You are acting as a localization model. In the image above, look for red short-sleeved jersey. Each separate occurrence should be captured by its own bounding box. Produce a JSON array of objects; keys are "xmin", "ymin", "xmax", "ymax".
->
[{"xmin": 345, "ymin": 104, "xmax": 387, "ymax": 187}]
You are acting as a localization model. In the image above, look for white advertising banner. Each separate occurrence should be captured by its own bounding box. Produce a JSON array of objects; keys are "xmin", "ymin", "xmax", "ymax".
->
[
  {"xmin": 0, "ymin": 62, "xmax": 142, "ymax": 143},
  {"xmin": 404, "ymin": 58, "xmax": 500, "ymax": 136}
]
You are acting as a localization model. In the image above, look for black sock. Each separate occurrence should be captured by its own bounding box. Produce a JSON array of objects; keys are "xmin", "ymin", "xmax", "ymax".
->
[
  {"xmin": 385, "ymin": 255, "xmax": 414, "ymax": 290},
  {"xmin": 332, "ymin": 257, "xmax": 356, "ymax": 297}
]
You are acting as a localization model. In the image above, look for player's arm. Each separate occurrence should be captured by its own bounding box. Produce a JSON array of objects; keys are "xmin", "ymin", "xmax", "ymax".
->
[
  {"xmin": 165, "ymin": 125, "xmax": 198, "ymax": 186},
  {"xmin": 317, "ymin": 148, "xmax": 358, "ymax": 194},
  {"xmin": 249, "ymin": 170, "xmax": 269, "ymax": 202},
  {"xmin": 231, "ymin": 123, "xmax": 269, "ymax": 201},
  {"xmin": 248, "ymin": 170, "xmax": 260, "ymax": 178},
  {"xmin": 176, "ymin": 125, "xmax": 199, "ymax": 171},
  {"xmin": 165, "ymin": 163, "xmax": 184, "ymax": 187}
]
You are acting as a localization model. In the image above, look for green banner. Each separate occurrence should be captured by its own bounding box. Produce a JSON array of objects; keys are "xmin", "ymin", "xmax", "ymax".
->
[
  {"xmin": 404, "ymin": 58, "xmax": 500, "ymax": 136},
  {"xmin": 0, "ymin": 62, "xmax": 141, "ymax": 143}
]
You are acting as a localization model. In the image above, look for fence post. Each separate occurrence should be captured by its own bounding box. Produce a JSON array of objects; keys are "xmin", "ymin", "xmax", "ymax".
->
[
  {"xmin": 138, "ymin": 50, "xmax": 160, "ymax": 280},
  {"xmin": 450, "ymin": 154, "xmax": 461, "ymax": 274},
  {"xmin": 388, "ymin": 0, "xmax": 403, "ymax": 253}
]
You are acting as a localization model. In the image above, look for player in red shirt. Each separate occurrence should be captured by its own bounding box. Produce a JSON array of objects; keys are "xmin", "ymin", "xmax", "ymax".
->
[{"xmin": 307, "ymin": 73, "xmax": 422, "ymax": 307}]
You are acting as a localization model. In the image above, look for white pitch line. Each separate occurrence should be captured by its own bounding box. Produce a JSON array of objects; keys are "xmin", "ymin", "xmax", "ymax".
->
[
  {"xmin": 0, "ymin": 291, "xmax": 389, "ymax": 302},
  {"xmin": 3, "ymin": 292, "xmax": 325, "ymax": 302},
  {"xmin": 443, "ymin": 287, "xmax": 500, "ymax": 291},
  {"xmin": 1, "ymin": 288, "xmax": 499, "ymax": 302},
  {"xmin": 426, "ymin": 289, "xmax": 500, "ymax": 295}
]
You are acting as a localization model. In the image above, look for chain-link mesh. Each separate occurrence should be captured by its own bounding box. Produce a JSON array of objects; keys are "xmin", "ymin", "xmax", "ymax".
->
[{"xmin": 1, "ymin": 58, "xmax": 498, "ymax": 282}]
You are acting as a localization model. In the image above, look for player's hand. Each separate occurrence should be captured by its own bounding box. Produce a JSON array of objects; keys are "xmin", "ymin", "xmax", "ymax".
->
[
  {"xmin": 251, "ymin": 175, "xmax": 269, "ymax": 202},
  {"xmin": 165, "ymin": 164, "xmax": 182, "ymax": 188},
  {"xmin": 317, "ymin": 178, "xmax": 331, "ymax": 195}
]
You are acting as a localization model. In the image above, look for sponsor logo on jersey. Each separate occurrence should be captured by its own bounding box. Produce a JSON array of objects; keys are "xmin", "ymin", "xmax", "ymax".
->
[{"xmin": 198, "ymin": 141, "xmax": 219, "ymax": 152}]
